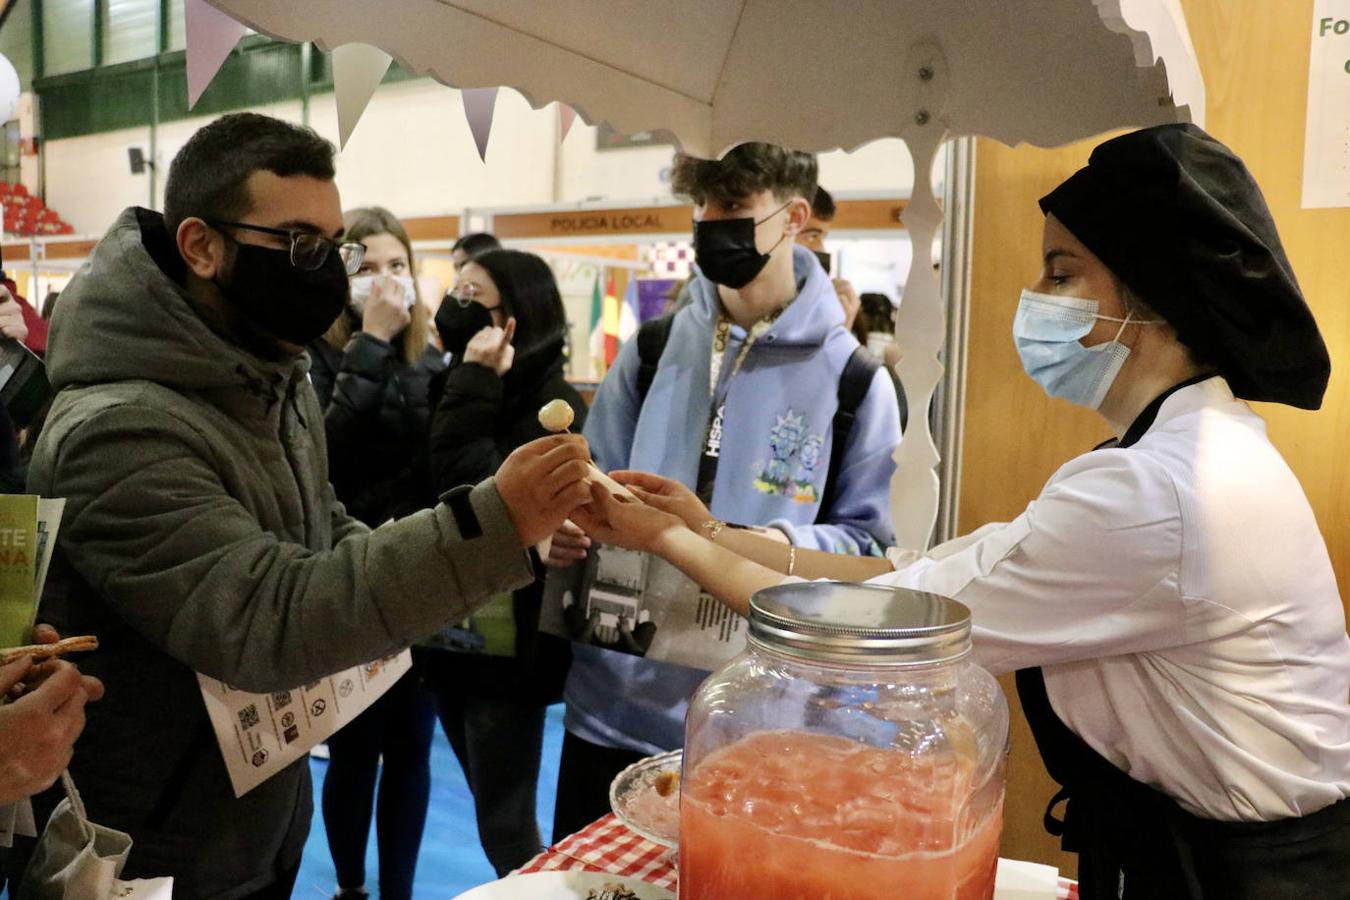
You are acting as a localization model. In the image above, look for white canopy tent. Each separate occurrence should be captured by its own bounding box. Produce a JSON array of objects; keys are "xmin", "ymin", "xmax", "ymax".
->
[{"xmin": 202, "ymin": 0, "xmax": 1205, "ymax": 548}]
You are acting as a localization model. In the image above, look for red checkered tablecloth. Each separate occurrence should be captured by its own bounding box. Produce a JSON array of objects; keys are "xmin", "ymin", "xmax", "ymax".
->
[
  {"xmin": 518, "ymin": 815, "xmax": 676, "ymax": 890},
  {"xmin": 518, "ymin": 813, "xmax": 1079, "ymax": 898}
]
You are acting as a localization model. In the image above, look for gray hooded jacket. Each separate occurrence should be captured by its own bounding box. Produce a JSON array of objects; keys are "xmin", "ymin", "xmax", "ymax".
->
[{"xmin": 26, "ymin": 208, "xmax": 535, "ymax": 897}]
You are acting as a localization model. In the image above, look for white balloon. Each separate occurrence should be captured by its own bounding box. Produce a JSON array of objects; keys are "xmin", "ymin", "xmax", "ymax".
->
[{"xmin": 0, "ymin": 53, "xmax": 20, "ymax": 124}]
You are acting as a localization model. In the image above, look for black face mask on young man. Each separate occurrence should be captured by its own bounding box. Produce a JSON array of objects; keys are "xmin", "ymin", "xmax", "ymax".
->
[
  {"xmin": 215, "ymin": 240, "xmax": 350, "ymax": 346},
  {"xmin": 434, "ymin": 299, "xmax": 496, "ymax": 360},
  {"xmin": 692, "ymin": 202, "xmax": 791, "ymax": 289}
]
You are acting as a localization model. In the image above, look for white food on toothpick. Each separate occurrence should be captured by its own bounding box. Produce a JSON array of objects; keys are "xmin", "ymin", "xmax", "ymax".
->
[{"xmin": 537, "ymin": 399, "xmax": 575, "ymax": 433}]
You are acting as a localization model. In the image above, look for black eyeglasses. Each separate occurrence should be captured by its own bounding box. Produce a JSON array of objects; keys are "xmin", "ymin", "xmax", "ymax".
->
[{"xmin": 208, "ymin": 220, "xmax": 366, "ymax": 274}]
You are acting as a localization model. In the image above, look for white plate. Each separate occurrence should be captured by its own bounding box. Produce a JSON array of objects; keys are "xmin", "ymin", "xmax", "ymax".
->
[
  {"xmin": 608, "ymin": 749, "xmax": 682, "ymax": 849},
  {"xmin": 453, "ymin": 871, "xmax": 675, "ymax": 900}
]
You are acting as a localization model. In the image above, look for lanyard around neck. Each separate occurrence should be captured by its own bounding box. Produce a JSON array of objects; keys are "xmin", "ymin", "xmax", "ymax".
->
[
  {"xmin": 707, "ymin": 308, "xmax": 781, "ymax": 401},
  {"xmin": 696, "ymin": 307, "xmax": 782, "ymax": 504}
]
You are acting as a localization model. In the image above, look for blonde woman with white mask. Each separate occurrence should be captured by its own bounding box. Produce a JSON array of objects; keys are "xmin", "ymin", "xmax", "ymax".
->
[{"xmin": 308, "ymin": 206, "xmax": 445, "ymax": 900}]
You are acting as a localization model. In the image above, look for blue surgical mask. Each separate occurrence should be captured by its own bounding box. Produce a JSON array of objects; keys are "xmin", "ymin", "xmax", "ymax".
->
[{"xmin": 1012, "ymin": 289, "xmax": 1161, "ymax": 410}]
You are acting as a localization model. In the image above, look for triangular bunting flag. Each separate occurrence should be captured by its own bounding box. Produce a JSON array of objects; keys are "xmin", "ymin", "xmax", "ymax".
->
[
  {"xmin": 559, "ymin": 103, "xmax": 577, "ymax": 142},
  {"xmin": 333, "ymin": 44, "xmax": 394, "ymax": 149},
  {"xmin": 462, "ymin": 87, "xmax": 500, "ymax": 162},
  {"xmin": 184, "ymin": 0, "xmax": 247, "ymax": 109}
]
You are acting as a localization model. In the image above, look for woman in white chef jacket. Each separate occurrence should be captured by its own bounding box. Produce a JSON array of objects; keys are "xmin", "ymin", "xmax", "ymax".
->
[{"xmin": 573, "ymin": 124, "xmax": 1350, "ymax": 900}]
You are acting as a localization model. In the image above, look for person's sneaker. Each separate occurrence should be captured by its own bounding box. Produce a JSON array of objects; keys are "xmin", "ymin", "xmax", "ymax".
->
[
  {"xmin": 333, "ymin": 888, "xmax": 368, "ymax": 900},
  {"xmin": 309, "ymin": 742, "xmax": 330, "ymax": 761}
]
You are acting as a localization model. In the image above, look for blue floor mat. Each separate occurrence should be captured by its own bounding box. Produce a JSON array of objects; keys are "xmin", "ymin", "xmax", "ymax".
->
[{"xmin": 294, "ymin": 703, "xmax": 565, "ymax": 899}]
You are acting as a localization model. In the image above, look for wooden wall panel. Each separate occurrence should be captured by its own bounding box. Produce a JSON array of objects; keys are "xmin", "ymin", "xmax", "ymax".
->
[
  {"xmin": 964, "ymin": 0, "xmax": 1350, "ymax": 875},
  {"xmin": 402, "ymin": 215, "xmax": 460, "ymax": 243},
  {"xmin": 968, "ymin": 136, "xmax": 1104, "ymax": 878},
  {"xmin": 829, "ymin": 198, "xmax": 908, "ymax": 230}
]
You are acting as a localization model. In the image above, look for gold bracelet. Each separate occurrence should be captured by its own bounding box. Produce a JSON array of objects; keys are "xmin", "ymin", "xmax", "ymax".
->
[
  {"xmin": 785, "ymin": 543, "xmax": 797, "ymax": 577},
  {"xmin": 702, "ymin": 519, "xmax": 727, "ymax": 542}
]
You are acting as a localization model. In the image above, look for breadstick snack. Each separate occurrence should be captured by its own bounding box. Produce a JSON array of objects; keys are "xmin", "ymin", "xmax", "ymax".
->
[{"xmin": 1, "ymin": 634, "xmax": 99, "ymax": 666}]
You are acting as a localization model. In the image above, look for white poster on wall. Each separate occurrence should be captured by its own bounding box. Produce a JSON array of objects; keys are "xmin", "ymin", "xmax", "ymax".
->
[{"xmin": 1303, "ymin": 0, "xmax": 1350, "ymax": 209}]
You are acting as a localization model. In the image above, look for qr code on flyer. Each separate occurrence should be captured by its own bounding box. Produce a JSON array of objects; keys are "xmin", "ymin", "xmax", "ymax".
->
[{"xmin": 237, "ymin": 704, "xmax": 261, "ymax": 730}]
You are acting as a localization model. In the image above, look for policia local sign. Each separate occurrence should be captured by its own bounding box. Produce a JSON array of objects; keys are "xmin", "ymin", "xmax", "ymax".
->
[
  {"xmin": 491, "ymin": 200, "xmax": 908, "ymax": 240},
  {"xmin": 492, "ymin": 206, "xmax": 694, "ymax": 239},
  {"xmin": 1303, "ymin": 0, "xmax": 1350, "ymax": 208}
]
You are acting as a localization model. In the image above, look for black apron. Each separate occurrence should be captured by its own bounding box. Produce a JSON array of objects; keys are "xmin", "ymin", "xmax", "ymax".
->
[
  {"xmin": 1013, "ymin": 376, "xmax": 1350, "ymax": 899},
  {"xmin": 1017, "ymin": 664, "xmax": 1350, "ymax": 899}
]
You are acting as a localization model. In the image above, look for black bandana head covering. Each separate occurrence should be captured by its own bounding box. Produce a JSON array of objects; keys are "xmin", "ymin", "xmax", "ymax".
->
[{"xmin": 1039, "ymin": 124, "xmax": 1330, "ymax": 410}]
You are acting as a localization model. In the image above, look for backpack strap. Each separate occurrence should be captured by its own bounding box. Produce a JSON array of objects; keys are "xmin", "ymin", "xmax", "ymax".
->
[
  {"xmin": 817, "ymin": 346, "xmax": 881, "ymax": 523},
  {"xmin": 634, "ymin": 313, "xmax": 676, "ymax": 406}
]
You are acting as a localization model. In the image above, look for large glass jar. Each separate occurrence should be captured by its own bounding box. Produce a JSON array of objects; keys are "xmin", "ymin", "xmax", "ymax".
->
[{"xmin": 680, "ymin": 582, "xmax": 1008, "ymax": 900}]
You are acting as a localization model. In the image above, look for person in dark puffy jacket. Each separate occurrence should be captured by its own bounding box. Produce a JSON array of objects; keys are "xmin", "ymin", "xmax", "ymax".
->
[
  {"xmin": 425, "ymin": 249, "xmax": 582, "ymax": 874},
  {"xmin": 308, "ymin": 206, "xmax": 444, "ymax": 900}
]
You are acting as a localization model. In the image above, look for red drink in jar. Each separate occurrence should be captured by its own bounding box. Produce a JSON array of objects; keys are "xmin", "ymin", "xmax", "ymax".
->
[
  {"xmin": 680, "ymin": 584, "xmax": 1008, "ymax": 899},
  {"xmin": 680, "ymin": 731, "xmax": 1001, "ymax": 899}
]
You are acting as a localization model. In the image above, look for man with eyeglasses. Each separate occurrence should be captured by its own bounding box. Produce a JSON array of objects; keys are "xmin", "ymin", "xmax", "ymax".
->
[{"xmin": 14, "ymin": 113, "xmax": 592, "ymax": 899}]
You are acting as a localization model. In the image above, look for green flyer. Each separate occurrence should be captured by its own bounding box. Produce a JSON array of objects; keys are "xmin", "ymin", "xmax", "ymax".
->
[{"xmin": 0, "ymin": 494, "xmax": 39, "ymax": 650}]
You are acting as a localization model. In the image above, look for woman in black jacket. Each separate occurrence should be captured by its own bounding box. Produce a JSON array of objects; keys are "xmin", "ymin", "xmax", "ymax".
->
[
  {"xmin": 308, "ymin": 206, "xmax": 445, "ymax": 900},
  {"xmin": 426, "ymin": 249, "xmax": 583, "ymax": 875}
]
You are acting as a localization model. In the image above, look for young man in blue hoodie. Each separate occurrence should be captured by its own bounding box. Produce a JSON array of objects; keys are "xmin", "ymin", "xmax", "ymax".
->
[{"xmin": 547, "ymin": 143, "xmax": 901, "ymax": 837}]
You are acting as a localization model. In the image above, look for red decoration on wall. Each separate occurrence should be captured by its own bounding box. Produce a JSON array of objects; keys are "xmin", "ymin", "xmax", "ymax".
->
[{"xmin": 1, "ymin": 182, "xmax": 75, "ymax": 236}]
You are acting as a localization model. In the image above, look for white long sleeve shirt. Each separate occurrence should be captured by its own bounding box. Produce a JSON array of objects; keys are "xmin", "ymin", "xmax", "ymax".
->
[{"xmin": 871, "ymin": 378, "xmax": 1350, "ymax": 821}]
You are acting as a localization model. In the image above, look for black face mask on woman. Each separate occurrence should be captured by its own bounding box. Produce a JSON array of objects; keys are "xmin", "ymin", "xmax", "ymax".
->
[
  {"xmin": 435, "ymin": 299, "xmax": 496, "ymax": 359},
  {"xmin": 692, "ymin": 202, "xmax": 791, "ymax": 289},
  {"xmin": 215, "ymin": 240, "xmax": 350, "ymax": 346}
]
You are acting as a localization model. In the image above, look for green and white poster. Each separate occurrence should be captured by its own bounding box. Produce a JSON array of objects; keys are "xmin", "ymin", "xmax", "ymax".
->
[
  {"xmin": 1304, "ymin": 0, "xmax": 1350, "ymax": 208},
  {"xmin": 0, "ymin": 496, "xmax": 65, "ymax": 650},
  {"xmin": 0, "ymin": 494, "xmax": 38, "ymax": 650}
]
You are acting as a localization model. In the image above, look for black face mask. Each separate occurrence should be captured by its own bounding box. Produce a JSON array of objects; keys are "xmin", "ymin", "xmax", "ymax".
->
[
  {"xmin": 812, "ymin": 250, "xmax": 832, "ymax": 274},
  {"xmin": 215, "ymin": 240, "xmax": 349, "ymax": 346},
  {"xmin": 692, "ymin": 202, "xmax": 791, "ymax": 289},
  {"xmin": 435, "ymin": 299, "xmax": 495, "ymax": 359}
]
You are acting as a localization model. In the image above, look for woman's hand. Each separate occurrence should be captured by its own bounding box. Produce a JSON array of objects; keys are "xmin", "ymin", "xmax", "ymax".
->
[
  {"xmin": 543, "ymin": 519, "xmax": 592, "ymax": 568},
  {"xmin": 463, "ymin": 318, "xmax": 516, "ymax": 376},
  {"xmin": 572, "ymin": 481, "xmax": 686, "ymax": 554},
  {"xmin": 610, "ymin": 470, "xmax": 712, "ymax": 532},
  {"xmin": 360, "ymin": 275, "xmax": 413, "ymax": 342}
]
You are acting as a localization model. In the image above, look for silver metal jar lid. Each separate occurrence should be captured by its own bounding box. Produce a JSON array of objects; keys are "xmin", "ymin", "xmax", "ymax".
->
[{"xmin": 748, "ymin": 581, "xmax": 972, "ymax": 666}]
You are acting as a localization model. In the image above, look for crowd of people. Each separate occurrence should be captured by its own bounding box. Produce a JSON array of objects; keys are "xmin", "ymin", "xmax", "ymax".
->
[
  {"xmin": 0, "ymin": 108, "xmax": 1345, "ymax": 900},
  {"xmin": 0, "ymin": 111, "xmax": 900, "ymax": 898}
]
